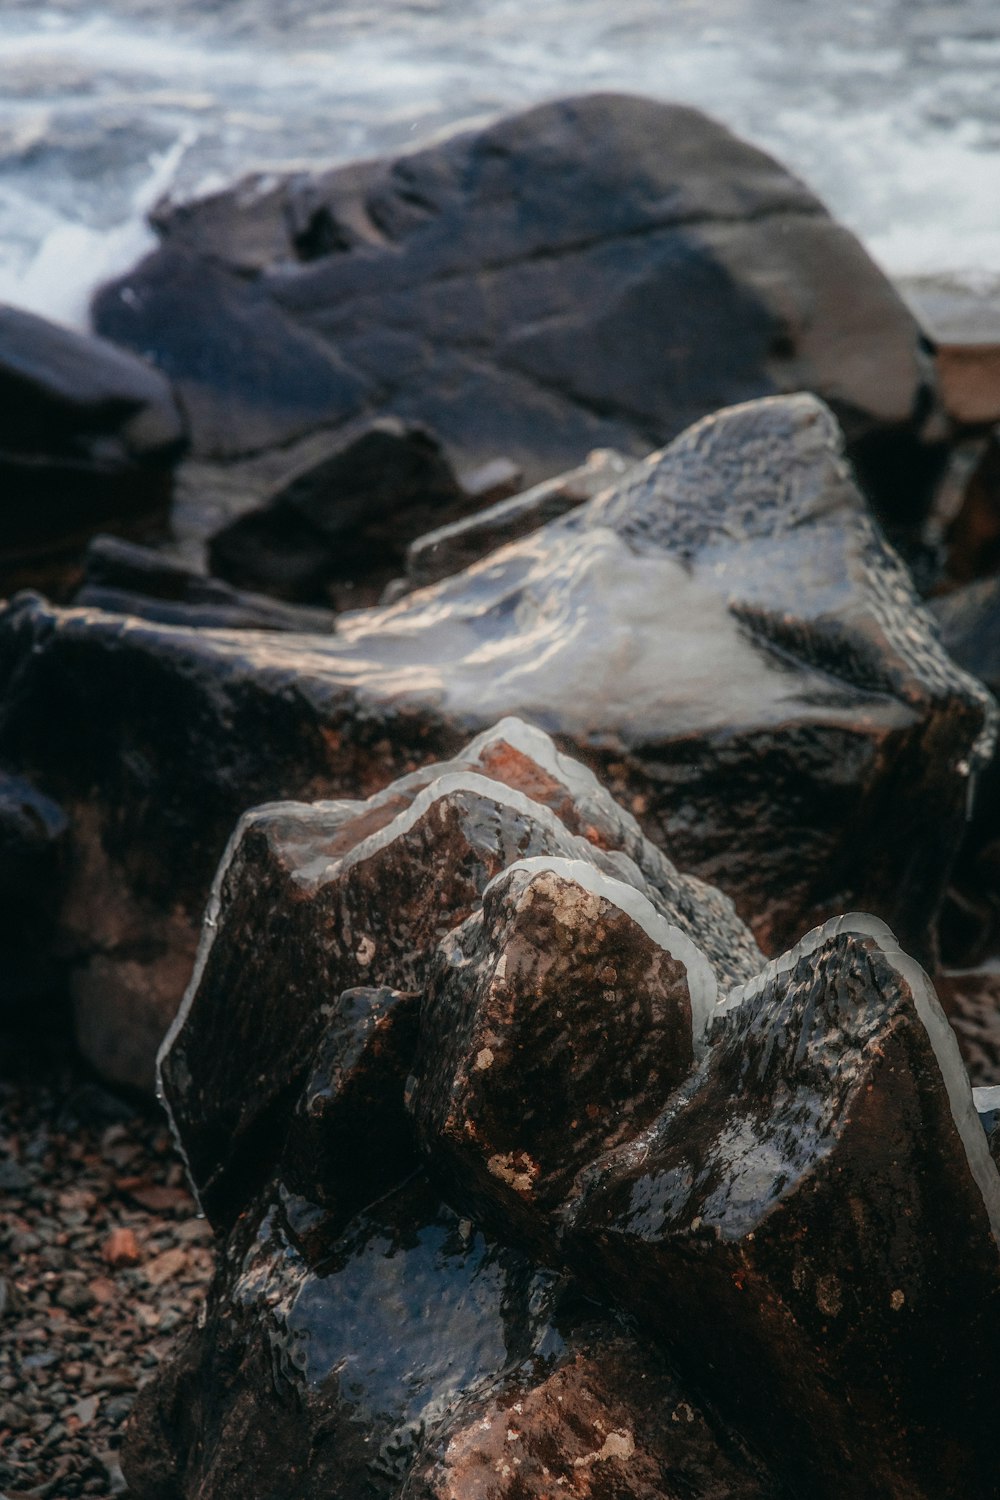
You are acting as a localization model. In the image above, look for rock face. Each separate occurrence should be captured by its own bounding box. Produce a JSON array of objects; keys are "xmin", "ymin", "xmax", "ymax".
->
[
  {"xmin": 0, "ymin": 304, "xmax": 186, "ymax": 597},
  {"xmin": 207, "ymin": 419, "xmax": 469, "ymax": 608},
  {"xmin": 93, "ymin": 93, "xmax": 936, "ymax": 523},
  {"xmin": 127, "ymin": 748, "xmax": 1000, "ymax": 1499},
  {"xmin": 0, "ymin": 394, "xmax": 990, "ymax": 1088}
]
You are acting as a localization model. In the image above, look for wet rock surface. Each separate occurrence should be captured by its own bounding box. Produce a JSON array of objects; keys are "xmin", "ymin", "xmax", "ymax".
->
[
  {"xmin": 0, "ymin": 392, "xmax": 989, "ymax": 1091},
  {"xmin": 0, "ymin": 304, "xmax": 186, "ymax": 599},
  {"xmin": 93, "ymin": 93, "xmax": 935, "ymax": 523},
  {"xmin": 129, "ymin": 742, "xmax": 1000, "ymax": 1499}
]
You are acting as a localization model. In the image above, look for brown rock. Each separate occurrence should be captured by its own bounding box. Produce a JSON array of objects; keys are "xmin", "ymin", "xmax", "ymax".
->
[
  {"xmin": 568, "ymin": 916, "xmax": 1000, "ymax": 1498},
  {"xmin": 102, "ymin": 1229, "xmax": 142, "ymax": 1268}
]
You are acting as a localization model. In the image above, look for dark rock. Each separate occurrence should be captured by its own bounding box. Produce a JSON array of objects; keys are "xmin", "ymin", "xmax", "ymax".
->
[
  {"xmin": 0, "ymin": 304, "xmax": 186, "ymax": 597},
  {"xmin": 208, "ymin": 419, "xmax": 467, "ymax": 607},
  {"xmin": 930, "ymin": 575, "xmax": 1000, "ymax": 966},
  {"xmin": 935, "ymin": 969, "xmax": 1000, "ymax": 1084},
  {"xmin": 408, "ymin": 860, "xmax": 711, "ymax": 1245},
  {"xmin": 567, "ymin": 915, "xmax": 1000, "ymax": 1499},
  {"xmin": 94, "ymin": 94, "xmax": 937, "ymax": 524},
  {"xmin": 405, "ymin": 1322, "xmax": 781, "ymax": 1500},
  {"xmin": 0, "ymin": 774, "xmax": 68, "ymax": 1013},
  {"xmin": 75, "ymin": 534, "xmax": 336, "ymax": 633},
  {"xmin": 124, "ymin": 1176, "xmax": 778, "ymax": 1500},
  {"xmin": 404, "ymin": 447, "xmax": 632, "ymax": 590},
  {"xmin": 0, "ymin": 394, "xmax": 988, "ymax": 1086},
  {"xmin": 160, "ymin": 730, "xmax": 755, "ymax": 1225}
]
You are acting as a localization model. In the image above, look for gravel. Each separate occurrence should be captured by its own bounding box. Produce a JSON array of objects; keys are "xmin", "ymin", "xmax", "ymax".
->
[{"xmin": 0, "ymin": 1058, "xmax": 215, "ymax": 1498}]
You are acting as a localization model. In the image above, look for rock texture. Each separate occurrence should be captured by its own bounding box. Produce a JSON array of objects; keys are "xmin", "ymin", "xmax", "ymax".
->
[
  {"xmin": 74, "ymin": 535, "xmax": 337, "ymax": 634},
  {"xmin": 0, "ymin": 304, "xmax": 186, "ymax": 598},
  {"xmin": 127, "ymin": 748, "xmax": 1000, "ymax": 1499},
  {"xmin": 93, "ymin": 93, "xmax": 936, "ymax": 524},
  {"xmin": 0, "ymin": 394, "xmax": 990, "ymax": 1088},
  {"xmin": 159, "ymin": 718, "xmax": 756, "ymax": 1227},
  {"xmin": 208, "ymin": 419, "xmax": 469, "ymax": 608}
]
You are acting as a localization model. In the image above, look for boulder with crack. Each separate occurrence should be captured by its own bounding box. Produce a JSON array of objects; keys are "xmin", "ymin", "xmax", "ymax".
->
[
  {"xmin": 0, "ymin": 394, "xmax": 990, "ymax": 1088},
  {"xmin": 92, "ymin": 93, "xmax": 937, "ymax": 529}
]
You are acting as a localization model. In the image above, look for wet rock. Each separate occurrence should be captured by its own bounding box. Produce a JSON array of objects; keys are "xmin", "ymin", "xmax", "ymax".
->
[
  {"xmin": 408, "ymin": 860, "xmax": 713, "ymax": 1245},
  {"xmin": 208, "ymin": 419, "xmax": 468, "ymax": 608},
  {"xmin": 0, "ymin": 394, "xmax": 988, "ymax": 1086},
  {"xmin": 567, "ymin": 915, "xmax": 1000, "ymax": 1499},
  {"xmin": 930, "ymin": 573, "xmax": 1000, "ymax": 966},
  {"xmin": 0, "ymin": 304, "xmax": 186, "ymax": 598},
  {"xmin": 74, "ymin": 534, "xmax": 337, "ymax": 633},
  {"xmin": 404, "ymin": 447, "xmax": 632, "ymax": 590},
  {"xmin": 124, "ymin": 1175, "xmax": 780, "ymax": 1500},
  {"xmin": 408, "ymin": 1324, "xmax": 780, "ymax": 1500},
  {"xmin": 94, "ymin": 94, "xmax": 936, "ymax": 523},
  {"xmin": 161, "ymin": 733, "xmax": 755, "ymax": 1226}
]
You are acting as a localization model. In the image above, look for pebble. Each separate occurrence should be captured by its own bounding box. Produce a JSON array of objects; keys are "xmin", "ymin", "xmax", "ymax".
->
[{"xmin": 0, "ymin": 1065, "xmax": 216, "ymax": 1498}]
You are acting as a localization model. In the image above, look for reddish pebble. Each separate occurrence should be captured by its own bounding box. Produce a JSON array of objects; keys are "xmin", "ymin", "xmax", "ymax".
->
[{"xmin": 102, "ymin": 1229, "xmax": 141, "ymax": 1268}]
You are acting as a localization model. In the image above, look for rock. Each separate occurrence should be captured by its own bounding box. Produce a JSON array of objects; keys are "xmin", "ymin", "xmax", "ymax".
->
[
  {"xmin": 0, "ymin": 774, "xmax": 68, "ymax": 1015},
  {"xmin": 930, "ymin": 573, "xmax": 1000, "ymax": 966},
  {"xmin": 94, "ymin": 94, "xmax": 937, "ymax": 525},
  {"xmin": 74, "ymin": 534, "xmax": 337, "ymax": 633},
  {"xmin": 408, "ymin": 860, "xmax": 713, "ymax": 1246},
  {"xmin": 935, "ymin": 970, "xmax": 1000, "ymax": 1084},
  {"xmin": 208, "ymin": 419, "xmax": 469, "ymax": 608},
  {"xmin": 102, "ymin": 1229, "xmax": 142, "ymax": 1268},
  {"xmin": 0, "ymin": 394, "xmax": 989, "ymax": 1088},
  {"xmin": 409, "ymin": 1324, "xmax": 780, "ymax": 1499},
  {"xmin": 567, "ymin": 915, "xmax": 1000, "ymax": 1499},
  {"xmin": 123, "ymin": 1175, "xmax": 779, "ymax": 1500},
  {"xmin": 404, "ymin": 447, "xmax": 632, "ymax": 590},
  {"xmin": 0, "ymin": 304, "xmax": 186, "ymax": 598},
  {"xmin": 903, "ymin": 280, "xmax": 1000, "ymax": 428},
  {"xmin": 160, "ymin": 728, "xmax": 754, "ymax": 1226}
]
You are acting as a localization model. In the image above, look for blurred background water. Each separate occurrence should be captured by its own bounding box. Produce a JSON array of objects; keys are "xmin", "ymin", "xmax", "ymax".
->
[{"xmin": 0, "ymin": 0, "xmax": 998, "ymax": 329}]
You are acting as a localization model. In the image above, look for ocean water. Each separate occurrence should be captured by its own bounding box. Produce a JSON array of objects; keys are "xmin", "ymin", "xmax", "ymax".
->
[{"xmin": 0, "ymin": 0, "xmax": 998, "ymax": 329}]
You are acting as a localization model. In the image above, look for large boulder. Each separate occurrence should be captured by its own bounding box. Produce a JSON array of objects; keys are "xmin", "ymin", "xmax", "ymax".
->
[
  {"xmin": 93, "ymin": 93, "xmax": 937, "ymax": 526},
  {"xmin": 0, "ymin": 304, "xmax": 186, "ymax": 597},
  {"xmin": 0, "ymin": 395, "xmax": 989, "ymax": 1089},
  {"xmin": 127, "ymin": 750, "xmax": 1000, "ymax": 1498}
]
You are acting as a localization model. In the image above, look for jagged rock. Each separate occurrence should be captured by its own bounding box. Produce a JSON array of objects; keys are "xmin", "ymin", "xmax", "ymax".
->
[
  {"xmin": 408, "ymin": 860, "xmax": 713, "ymax": 1245},
  {"xmin": 404, "ymin": 447, "xmax": 632, "ymax": 590},
  {"xmin": 161, "ymin": 726, "xmax": 756, "ymax": 1225},
  {"xmin": 567, "ymin": 915, "xmax": 1000, "ymax": 1499},
  {"xmin": 93, "ymin": 94, "xmax": 936, "ymax": 523},
  {"xmin": 405, "ymin": 1323, "xmax": 780, "ymax": 1499},
  {"xmin": 74, "ymin": 534, "xmax": 337, "ymax": 633},
  {"xmin": 124, "ymin": 1175, "xmax": 778, "ymax": 1500},
  {"xmin": 0, "ymin": 304, "xmax": 186, "ymax": 597},
  {"xmin": 208, "ymin": 419, "xmax": 469, "ymax": 607},
  {"xmin": 0, "ymin": 394, "xmax": 989, "ymax": 1086}
]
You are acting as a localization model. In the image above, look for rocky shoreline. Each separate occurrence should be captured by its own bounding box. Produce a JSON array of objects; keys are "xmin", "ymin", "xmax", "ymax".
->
[{"xmin": 4, "ymin": 90, "xmax": 1000, "ymax": 1498}]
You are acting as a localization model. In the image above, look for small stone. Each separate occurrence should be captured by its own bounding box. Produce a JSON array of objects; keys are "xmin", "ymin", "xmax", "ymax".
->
[
  {"xmin": 102, "ymin": 1229, "xmax": 141, "ymax": 1268},
  {"xmin": 142, "ymin": 1248, "xmax": 187, "ymax": 1286},
  {"xmin": 67, "ymin": 1395, "xmax": 99, "ymax": 1428}
]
